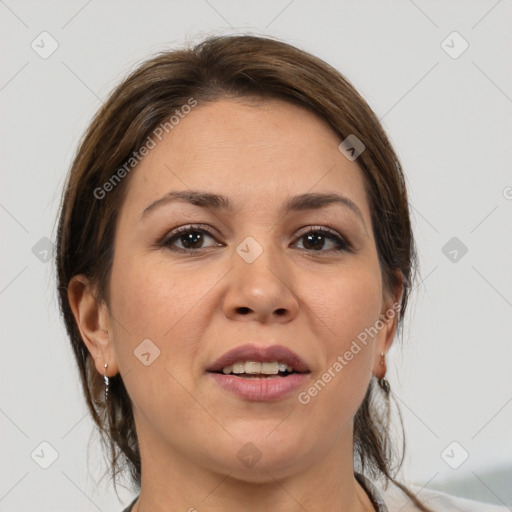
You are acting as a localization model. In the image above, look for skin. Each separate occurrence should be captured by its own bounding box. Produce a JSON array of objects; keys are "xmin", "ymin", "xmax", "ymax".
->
[{"xmin": 69, "ymin": 98, "xmax": 402, "ymax": 512}]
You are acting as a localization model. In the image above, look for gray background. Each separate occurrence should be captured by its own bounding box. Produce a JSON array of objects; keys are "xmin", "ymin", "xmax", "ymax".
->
[{"xmin": 1, "ymin": 0, "xmax": 511, "ymax": 510}]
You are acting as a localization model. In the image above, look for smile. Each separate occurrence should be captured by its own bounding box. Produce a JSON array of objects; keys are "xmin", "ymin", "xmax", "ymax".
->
[
  {"xmin": 206, "ymin": 344, "xmax": 311, "ymax": 401},
  {"xmin": 220, "ymin": 361, "xmax": 294, "ymax": 376}
]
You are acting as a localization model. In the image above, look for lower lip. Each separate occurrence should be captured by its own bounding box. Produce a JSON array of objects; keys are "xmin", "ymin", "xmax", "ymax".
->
[{"xmin": 208, "ymin": 373, "xmax": 308, "ymax": 402}]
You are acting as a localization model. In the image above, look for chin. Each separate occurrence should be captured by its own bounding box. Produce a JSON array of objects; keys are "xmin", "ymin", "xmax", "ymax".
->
[{"xmin": 206, "ymin": 427, "xmax": 315, "ymax": 482}]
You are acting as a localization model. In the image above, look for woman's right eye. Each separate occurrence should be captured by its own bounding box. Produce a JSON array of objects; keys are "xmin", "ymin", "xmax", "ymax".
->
[{"xmin": 161, "ymin": 225, "xmax": 222, "ymax": 252}]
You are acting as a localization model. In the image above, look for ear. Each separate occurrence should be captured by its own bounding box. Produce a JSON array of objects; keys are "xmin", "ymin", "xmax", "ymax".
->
[
  {"xmin": 372, "ymin": 270, "xmax": 403, "ymax": 379},
  {"xmin": 68, "ymin": 275, "xmax": 119, "ymax": 378}
]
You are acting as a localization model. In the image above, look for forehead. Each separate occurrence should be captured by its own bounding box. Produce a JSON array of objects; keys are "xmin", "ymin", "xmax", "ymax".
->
[{"xmin": 121, "ymin": 97, "xmax": 371, "ymax": 221}]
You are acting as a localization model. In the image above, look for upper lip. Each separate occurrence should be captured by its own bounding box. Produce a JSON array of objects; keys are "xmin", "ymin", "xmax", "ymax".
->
[{"xmin": 206, "ymin": 344, "xmax": 310, "ymax": 373}]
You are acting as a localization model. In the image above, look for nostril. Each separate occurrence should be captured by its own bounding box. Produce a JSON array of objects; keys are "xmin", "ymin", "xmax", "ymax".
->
[
  {"xmin": 275, "ymin": 308, "xmax": 287, "ymax": 316},
  {"xmin": 237, "ymin": 307, "xmax": 251, "ymax": 314}
]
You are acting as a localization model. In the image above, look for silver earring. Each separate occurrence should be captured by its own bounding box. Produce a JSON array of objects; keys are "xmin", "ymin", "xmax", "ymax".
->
[{"xmin": 104, "ymin": 363, "xmax": 109, "ymax": 401}]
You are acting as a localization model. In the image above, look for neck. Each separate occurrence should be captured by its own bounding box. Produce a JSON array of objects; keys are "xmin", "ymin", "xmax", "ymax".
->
[{"xmin": 131, "ymin": 425, "xmax": 375, "ymax": 512}]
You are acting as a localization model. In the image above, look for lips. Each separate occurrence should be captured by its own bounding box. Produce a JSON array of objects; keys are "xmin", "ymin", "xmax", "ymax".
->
[
  {"xmin": 206, "ymin": 344, "xmax": 311, "ymax": 402},
  {"xmin": 206, "ymin": 344, "xmax": 310, "ymax": 374}
]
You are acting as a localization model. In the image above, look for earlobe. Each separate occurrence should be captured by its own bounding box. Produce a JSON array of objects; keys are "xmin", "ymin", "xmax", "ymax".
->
[{"xmin": 67, "ymin": 275, "xmax": 118, "ymax": 377}]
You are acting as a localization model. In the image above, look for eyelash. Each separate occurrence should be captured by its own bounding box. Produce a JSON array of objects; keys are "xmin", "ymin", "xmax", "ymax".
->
[{"xmin": 159, "ymin": 224, "xmax": 352, "ymax": 254}]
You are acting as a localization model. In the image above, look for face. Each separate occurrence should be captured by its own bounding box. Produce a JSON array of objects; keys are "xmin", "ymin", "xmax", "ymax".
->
[{"xmin": 80, "ymin": 98, "xmax": 400, "ymax": 482}]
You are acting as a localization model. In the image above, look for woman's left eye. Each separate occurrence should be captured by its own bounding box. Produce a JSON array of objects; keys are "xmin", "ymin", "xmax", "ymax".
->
[{"xmin": 293, "ymin": 228, "xmax": 350, "ymax": 253}]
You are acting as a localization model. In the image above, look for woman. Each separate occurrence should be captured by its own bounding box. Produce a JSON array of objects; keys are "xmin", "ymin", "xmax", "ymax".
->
[{"xmin": 56, "ymin": 34, "xmax": 505, "ymax": 511}]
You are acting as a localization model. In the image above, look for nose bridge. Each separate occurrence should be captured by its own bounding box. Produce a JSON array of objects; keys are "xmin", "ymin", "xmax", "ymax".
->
[{"xmin": 223, "ymin": 232, "xmax": 298, "ymax": 322}]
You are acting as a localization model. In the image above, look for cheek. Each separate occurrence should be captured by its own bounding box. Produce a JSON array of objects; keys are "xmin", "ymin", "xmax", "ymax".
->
[
  {"xmin": 111, "ymin": 248, "xmax": 204, "ymax": 323},
  {"xmin": 107, "ymin": 254, "xmax": 219, "ymax": 421},
  {"xmin": 298, "ymin": 261, "xmax": 382, "ymax": 409},
  {"xmin": 108, "ymin": 253, "xmax": 222, "ymax": 369},
  {"xmin": 308, "ymin": 259, "xmax": 383, "ymax": 351}
]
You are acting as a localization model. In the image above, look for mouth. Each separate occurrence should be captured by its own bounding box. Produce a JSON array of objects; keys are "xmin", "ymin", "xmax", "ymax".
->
[
  {"xmin": 206, "ymin": 344, "xmax": 310, "ymax": 401},
  {"xmin": 206, "ymin": 343, "xmax": 310, "ymax": 374},
  {"xmin": 217, "ymin": 360, "xmax": 297, "ymax": 378}
]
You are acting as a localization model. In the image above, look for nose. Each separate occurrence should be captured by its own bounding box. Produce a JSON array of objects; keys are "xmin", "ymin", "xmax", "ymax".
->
[{"xmin": 222, "ymin": 243, "xmax": 299, "ymax": 324}]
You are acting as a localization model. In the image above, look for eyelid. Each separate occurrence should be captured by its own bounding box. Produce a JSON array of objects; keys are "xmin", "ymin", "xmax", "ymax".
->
[{"xmin": 294, "ymin": 224, "xmax": 342, "ymax": 238}]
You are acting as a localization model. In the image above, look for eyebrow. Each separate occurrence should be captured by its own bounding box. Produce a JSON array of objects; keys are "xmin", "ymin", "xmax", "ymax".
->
[{"xmin": 141, "ymin": 190, "xmax": 366, "ymax": 227}]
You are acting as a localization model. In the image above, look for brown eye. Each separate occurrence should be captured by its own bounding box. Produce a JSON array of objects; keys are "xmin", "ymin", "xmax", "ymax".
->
[
  {"xmin": 294, "ymin": 228, "xmax": 350, "ymax": 253},
  {"xmin": 162, "ymin": 225, "xmax": 221, "ymax": 251}
]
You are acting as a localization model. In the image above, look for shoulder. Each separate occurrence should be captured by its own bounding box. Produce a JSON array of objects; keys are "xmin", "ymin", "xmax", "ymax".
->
[{"xmin": 377, "ymin": 479, "xmax": 509, "ymax": 512}]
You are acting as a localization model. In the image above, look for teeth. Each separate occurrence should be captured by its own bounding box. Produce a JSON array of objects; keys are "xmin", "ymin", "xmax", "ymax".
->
[
  {"xmin": 245, "ymin": 361, "xmax": 262, "ymax": 374},
  {"xmin": 261, "ymin": 362, "xmax": 279, "ymax": 375},
  {"xmin": 221, "ymin": 361, "xmax": 294, "ymax": 375},
  {"xmin": 232, "ymin": 362, "xmax": 245, "ymax": 374}
]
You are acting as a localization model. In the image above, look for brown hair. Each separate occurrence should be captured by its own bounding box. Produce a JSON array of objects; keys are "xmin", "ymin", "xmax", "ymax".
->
[{"xmin": 56, "ymin": 34, "xmax": 428, "ymax": 509}]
